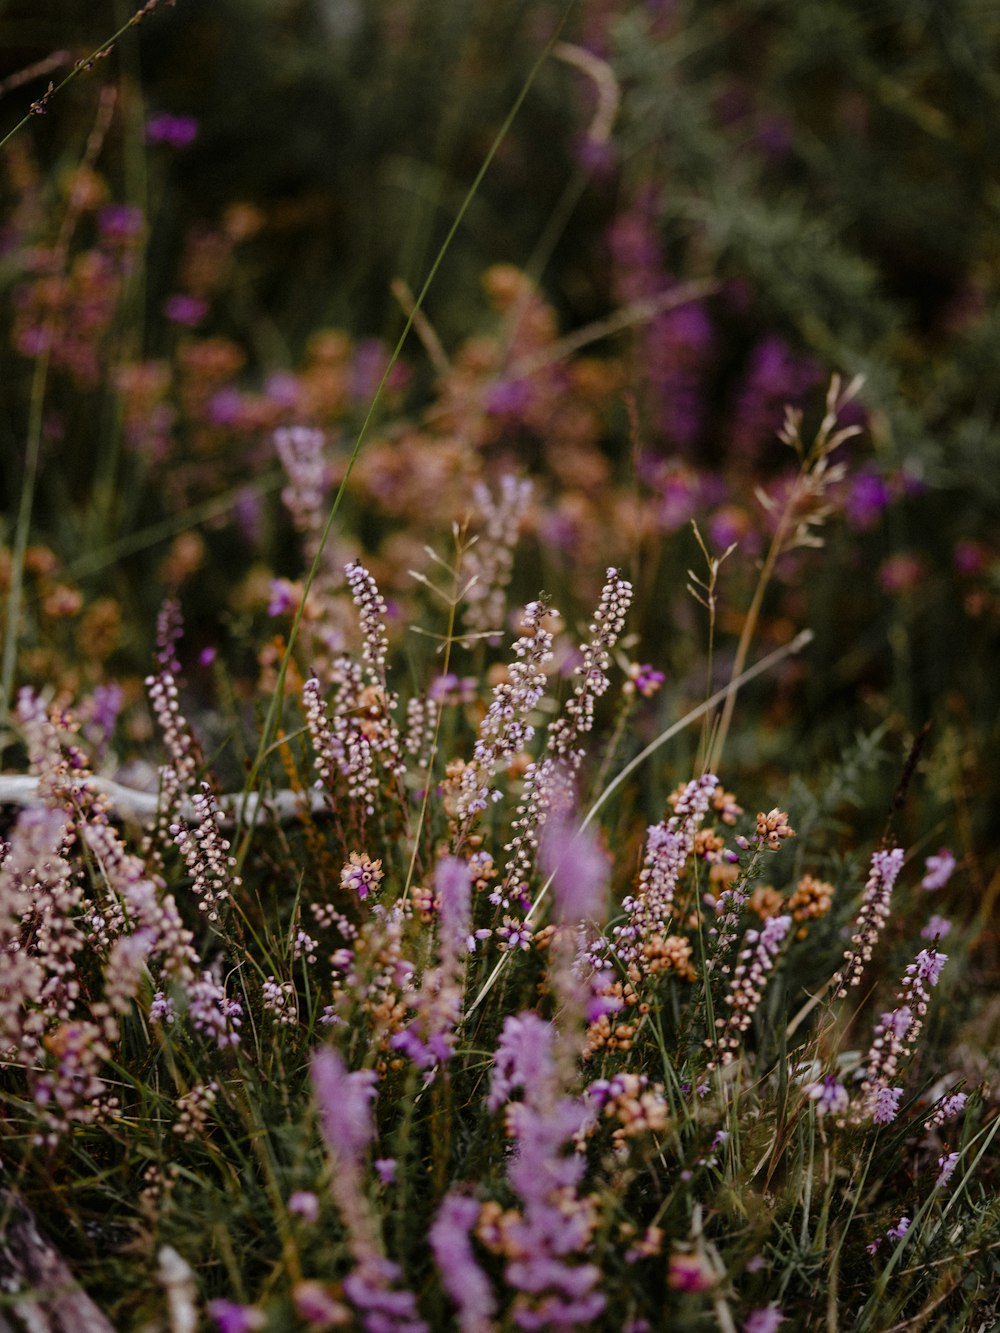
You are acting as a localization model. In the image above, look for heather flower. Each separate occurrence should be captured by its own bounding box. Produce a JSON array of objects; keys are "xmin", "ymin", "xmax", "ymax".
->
[
  {"xmin": 293, "ymin": 1281, "xmax": 351, "ymax": 1327},
  {"xmin": 831, "ymin": 846, "xmax": 905, "ymax": 996},
  {"xmin": 921, "ymin": 848, "xmax": 956, "ymax": 891},
  {"xmin": 503, "ymin": 569, "xmax": 632, "ymax": 905},
  {"xmin": 164, "ymin": 293, "xmax": 208, "ymax": 326},
  {"xmin": 624, "ymin": 662, "xmax": 665, "ymax": 698},
  {"xmin": 288, "ymin": 1191, "xmax": 320, "ymax": 1223},
  {"xmin": 170, "ymin": 782, "xmax": 241, "ymax": 924},
  {"xmin": 921, "ymin": 914, "xmax": 952, "ymax": 940},
  {"xmin": 341, "ymin": 852, "xmax": 384, "ymax": 901},
  {"xmin": 486, "ymin": 1013, "xmax": 603, "ymax": 1326},
  {"xmin": 934, "ymin": 1151, "xmax": 960, "ymax": 1189},
  {"xmin": 886, "ymin": 1215, "xmax": 910, "ymax": 1242},
  {"xmin": 540, "ymin": 809, "xmax": 607, "ymax": 926},
  {"xmin": 207, "ymin": 1301, "xmax": 266, "ymax": 1333},
  {"xmin": 391, "ymin": 858, "xmax": 470, "ymax": 1069},
  {"xmin": 870, "ymin": 1086, "xmax": 904, "ymax": 1125},
  {"xmin": 312, "ymin": 1048, "xmax": 377, "ymax": 1165},
  {"xmin": 667, "ymin": 1251, "xmax": 716, "ymax": 1292},
  {"xmin": 275, "ymin": 426, "xmax": 329, "ymax": 548},
  {"xmin": 844, "ymin": 467, "xmax": 891, "ymax": 530},
  {"xmin": 456, "ymin": 598, "xmax": 556, "ymax": 826},
  {"xmin": 430, "ymin": 1193, "xmax": 497, "ymax": 1333},
  {"xmin": 146, "ymin": 113, "xmax": 198, "ymax": 147},
  {"xmin": 744, "ymin": 1305, "xmax": 785, "ymax": 1333},
  {"xmin": 806, "ymin": 1075, "xmax": 850, "ymax": 1118},
  {"xmin": 711, "ymin": 914, "xmax": 791, "ymax": 1065},
  {"xmin": 188, "ymin": 972, "xmax": 242, "ymax": 1049},
  {"xmin": 860, "ymin": 945, "xmax": 949, "ymax": 1123},
  {"xmin": 606, "ymin": 773, "xmax": 717, "ymax": 978},
  {"xmin": 925, "ymin": 1092, "xmax": 967, "ymax": 1130},
  {"xmin": 342, "ymin": 1259, "xmax": 427, "ymax": 1333},
  {"xmin": 462, "ymin": 475, "xmax": 533, "ymax": 642}
]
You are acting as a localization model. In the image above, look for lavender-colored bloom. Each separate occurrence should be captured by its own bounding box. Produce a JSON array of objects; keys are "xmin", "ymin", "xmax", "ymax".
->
[
  {"xmin": 886, "ymin": 1215, "xmax": 910, "ymax": 1242},
  {"xmin": 934, "ymin": 1151, "xmax": 960, "ymax": 1190},
  {"xmin": 921, "ymin": 848, "xmax": 956, "ymax": 891},
  {"xmin": 98, "ymin": 205, "xmax": 144, "ymax": 242},
  {"xmin": 391, "ymin": 858, "xmax": 470, "ymax": 1070},
  {"xmin": 540, "ymin": 811, "xmax": 607, "ymax": 925},
  {"xmin": 374, "ymin": 1158, "xmax": 397, "ymax": 1186},
  {"xmin": 164, "ymin": 293, "xmax": 208, "ymax": 327},
  {"xmin": 921, "ymin": 914, "xmax": 952, "ymax": 941},
  {"xmin": 207, "ymin": 1300, "xmax": 265, "ymax": 1333},
  {"xmin": 844, "ymin": 467, "xmax": 891, "ymax": 530},
  {"xmin": 288, "ymin": 1190, "xmax": 320, "ymax": 1222},
  {"xmin": 146, "ymin": 113, "xmax": 199, "ymax": 148},
  {"xmin": 831, "ymin": 846, "xmax": 905, "ymax": 996},
  {"xmin": 488, "ymin": 1013, "xmax": 603, "ymax": 1328},
  {"xmin": 489, "ymin": 1013, "xmax": 556, "ymax": 1112},
  {"xmin": 429, "ymin": 1193, "xmax": 497, "ymax": 1333},
  {"xmin": 744, "ymin": 1305, "xmax": 785, "ymax": 1333},
  {"xmin": 870, "ymin": 1086, "xmax": 903, "ymax": 1125},
  {"xmin": 908, "ymin": 947, "xmax": 948, "ymax": 989},
  {"xmin": 667, "ymin": 1252, "xmax": 715, "ymax": 1292},
  {"xmin": 188, "ymin": 972, "xmax": 242, "ymax": 1048},
  {"xmin": 925, "ymin": 1091, "xmax": 967, "ymax": 1131},
  {"xmin": 729, "ymin": 335, "xmax": 821, "ymax": 460},
  {"xmin": 293, "ymin": 1281, "xmax": 351, "ymax": 1326},
  {"xmin": 806, "ymin": 1075, "xmax": 850, "ymax": 1117},
  {"xmin": 311, "ymin": 1047, "xmax": 377, "ymax": 1163},
  {"xmin": 343, "ymin": 1258, "xmax": 428, "ymax": 1333}
]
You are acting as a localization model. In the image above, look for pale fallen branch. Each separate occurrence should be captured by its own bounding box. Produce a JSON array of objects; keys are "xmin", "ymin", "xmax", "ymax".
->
[{"xmin": 0, "ymin": 773, "xmax": 327, "ymax": 828}]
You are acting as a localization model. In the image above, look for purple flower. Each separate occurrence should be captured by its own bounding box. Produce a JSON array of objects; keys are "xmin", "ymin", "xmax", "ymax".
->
[
  {"xmin": 845, "ymin": 467, "xmax": 892, "ymax": 530},
  {"xmin": 488, "ymin": 1013, "xmax": 556, "ymax": 1112},
  {"xmin": 288, "ymin": 1190, "xmax": 320, "ymax": 1223},
  {"xmin": 921, "ymin": 848, "xmax": 956, "ymax": 891},
  {"xmin": 540, "ymin": 811, "xmax": 607, "ymax": 924},
  {"xmin": 164, "ymin": 293, "xmax": 208, "ymax": 326},
  {"xmin": 311, "ymin": 1047, "xmax": 377, "ymax": 1164},
  {"xmin": 909, "ymin": 947, "xmax": 948, "ymax": 989},
  {"xmin": 146, "ymin": 113, "xmax": 199, "ymax": 148},
  {"xmin": 870, "ymin": 1086, "xmax": 903, "ymax": 1125},
  {"xmin": 886, "ymin": 1215, "xmax": 910, "ymax": 1242},
  {"xmin": 293, "ymin": 1281, "xmax": 351, "ymax": 1326},
  {"xmin": 667, "ymin": 1251, "xmax": 715, "ymax": 1292},
  {"xmin": 207, "ymin": 1301, "xmax": 265, "ymax": 1333},
  {"xmin": 806, "ymin": 1075, "xmax": 850, "ymax": 1117},
  {"xmin": 374, "ymin": 1158, "xmax": 397, "ymax": 1186},
  {"xmin": 98, "ymin": 205, "xmax": 144, "ymax": 242},
  {"xmin": 429, "ymin": 1193, "xmax": 497, "ymax": 1333},
  {"xmin": 267, "ymin": 579, "xmax": 299, "ymax": 616},
  {"xmin": 921, "ymin": 914, "xmax": 952, "ymax": 941},
  {"xmin": 934, "ymin": 1151, "xmax": 960, "ymax": 1190},
  {"xmin": 483, "ymin": 377, "xmax": 534, "ymax": 418},
  {"xmin": 744, "ymin": 1305, "xmax": 785, "ymax": 1333}
]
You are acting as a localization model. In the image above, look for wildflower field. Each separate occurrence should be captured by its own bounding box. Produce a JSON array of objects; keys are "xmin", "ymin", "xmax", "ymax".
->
[{"xmin": 2, "ymin": 2, "xmax": 999, "ymax": 1330}]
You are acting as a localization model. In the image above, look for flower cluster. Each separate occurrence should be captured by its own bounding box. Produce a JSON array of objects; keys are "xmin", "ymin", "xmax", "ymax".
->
[
  {"xmin": 831, "ymin": 847, "xmax": 906, "ymax": 997},
  {"xmin": 462, "ymin": 474, "xmax": 533, "ymax": 641},
  {"xmin": 455, "ymin": 598, "xmax": 556, "ymax": 826},
  {"xmin": 711, "ymin": 913, "xmax": 792, "ymax": 1066}
]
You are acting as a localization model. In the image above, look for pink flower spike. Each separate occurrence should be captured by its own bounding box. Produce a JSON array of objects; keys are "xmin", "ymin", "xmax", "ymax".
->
[
  {"xmin": 540, "ymin": 808, "xmax": 607, "ymax": 924},
  {"xmin": 311, "ymin": 1047, "xmax": 377, "ymax": 1165}
]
